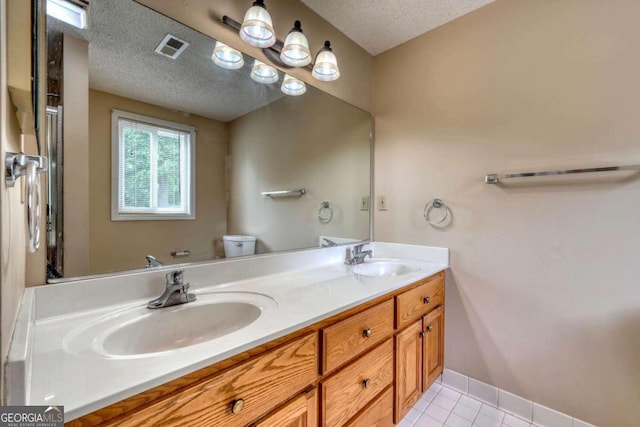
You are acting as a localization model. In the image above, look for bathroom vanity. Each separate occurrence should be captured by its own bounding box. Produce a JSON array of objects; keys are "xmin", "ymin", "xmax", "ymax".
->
[{"xmin": 7, "ymin": 243, "xmax": 448, "ymax": 426}]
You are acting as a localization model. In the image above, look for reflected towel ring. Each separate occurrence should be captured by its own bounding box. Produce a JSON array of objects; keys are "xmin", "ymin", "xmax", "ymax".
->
[
  {"xmin": 318, "ymin": 201, "xmax": 333, "ymax": 223},
  {"xmin": 423, "ymin": 198, "xmax": 449, "ymax": 226},
  {"xmin": 26, "ymin": 160, "xmax": 42, "ymax": 253}
]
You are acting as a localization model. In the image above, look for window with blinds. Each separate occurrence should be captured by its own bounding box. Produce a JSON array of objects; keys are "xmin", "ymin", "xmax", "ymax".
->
[{"xmin": 111, "ymin": 110, "xmax": 196, "ymax": 220}]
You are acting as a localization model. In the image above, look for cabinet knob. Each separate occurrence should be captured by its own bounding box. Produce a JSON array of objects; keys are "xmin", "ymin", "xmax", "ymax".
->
[
  {"xmin": 363, "ymin": 328, "xmax": 372, "ymax": 338},
  {"xmin": 419, "ymin": 331, "xmax": 426, "ymax": 338},
  {"xmin": 231, "ymin": 398, "xmax": 245, "ymax": 414},
  {"xmin": 426, "ymin": 325, "xmax": 433, "ymax": 332},
  {"xmin": 362, "ymin": 379, "xmax": 371, "ymax": 389},
  {"xmin": 423, "ymin": 296, "xmax": 430, "ymax": 304}
]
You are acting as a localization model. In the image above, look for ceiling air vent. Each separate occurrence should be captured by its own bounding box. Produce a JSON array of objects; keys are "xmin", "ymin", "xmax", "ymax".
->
[{"xmin": 154, "ymin": 34, "xmax": 189, "ymax": 60}]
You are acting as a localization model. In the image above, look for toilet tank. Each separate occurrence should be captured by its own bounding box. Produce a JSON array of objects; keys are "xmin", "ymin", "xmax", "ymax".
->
[{"xmin": 223, "ymin": 235, "xmax": 257, "ymax": 258}]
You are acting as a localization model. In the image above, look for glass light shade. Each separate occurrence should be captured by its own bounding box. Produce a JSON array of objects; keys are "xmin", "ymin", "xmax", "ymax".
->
[
  {"xmin": 240, "ymin": 3, "xmax": 276, "ymax": 48},
  {"xmin": 211, "ymin": 41, "xmax": 245, "ymax": 70},
  {"xmin": 47, "ymin": 0, "xmax": 87, "ymax": 29},
  {"xmin": 281, "ymin": 74, "xmax": 306, "ymax": 96},
  {"xmin": 312, "ymin": 41, "xmax": 340, "ymax": 81},
  {"xmin": 251, "ymin": 59, "xmax": 279, "ymax": 84},
  {"xmin": 280, "ymin": 22, "xmax": 311, "ymax": 67}
]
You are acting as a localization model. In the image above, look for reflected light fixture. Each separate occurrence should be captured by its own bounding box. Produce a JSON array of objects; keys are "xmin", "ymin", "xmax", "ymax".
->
[
  {"xmin": 240, "ymin": 0, "xmax": 276, "ymax": 48},
  {"xmin": 281, "ymin": 74, "xmax": 306, "ymax": 96},
  {"xmin": 280, "ymin": 21, "xmax": 311, "ymax": 67},
  {"xmin": 46, "ymin": 0, "xmax": 87, "ymax": 29},
  {"xmin": 251, "ymin": 59, "xmax": 279, "ymax": 84},
  {"xmin": 222, "ymin": 1, "xmax": 342, "ymax": 90},
  {"xmin": 211, "ymin": 41, "xmax": 245, "ymax": 70},
  {"xmin": 312, "ymin": 41, "xmax": 340, "ymax": 82}
]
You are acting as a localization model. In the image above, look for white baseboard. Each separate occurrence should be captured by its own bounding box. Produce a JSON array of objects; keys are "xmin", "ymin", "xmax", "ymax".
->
[{"xmin": 440, "ymin": 369, "xmax": 596, "ymax": 427}]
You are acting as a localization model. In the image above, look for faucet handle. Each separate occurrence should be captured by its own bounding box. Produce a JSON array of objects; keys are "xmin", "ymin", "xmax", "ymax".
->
[{"xmin": 166, "ymin": 270, "xmax": 184, "ymax": 286}]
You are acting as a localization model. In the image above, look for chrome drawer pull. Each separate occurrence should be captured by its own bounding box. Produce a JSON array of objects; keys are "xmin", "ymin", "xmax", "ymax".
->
[
  {"xmin": 362, "ymin": 379, "xmax": 371, "ymax": 389},
  {"xmin": 231, "ymin": 398, "xmax": 245, "ymax": 414},
  {"xmin": 423, "ymin": 296, "xmax": 430, "ymax": 304},
  {"xmin": 426, "ymin": 325, "xmax": 433, "ymax": 332},
  {"xmin": 363, "ymin": 328, "xmax": 372, "ymax": 338},
  {"xmin": 420, "ymin": 331, "xmax": 426, "ymax": 338}
]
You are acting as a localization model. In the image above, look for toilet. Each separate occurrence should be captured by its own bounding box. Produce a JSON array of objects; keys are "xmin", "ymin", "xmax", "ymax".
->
[{"xmin": 223, "ymin": 235, "xmax": 257, "ymax": 258}]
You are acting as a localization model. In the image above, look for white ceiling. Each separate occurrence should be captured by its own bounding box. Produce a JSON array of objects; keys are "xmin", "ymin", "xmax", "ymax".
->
[
  {"xmin": 301, "ymin": 0, "xmax": 496, "ymax": 56},
  {"xmin": 50, "ymin": 0, "xmax": 285, "ymax": 122}
]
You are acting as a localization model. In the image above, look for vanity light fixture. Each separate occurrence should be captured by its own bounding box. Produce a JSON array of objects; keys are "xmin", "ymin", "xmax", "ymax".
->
[
  {"xmin": 250, "ymin": 59, "xmax": 279, "ymax": 84},
  {"xmin": 239, "ymin": 0, "xmax": 276, "ymax": 48},
  {"xmin": 281, "ymin": 74, "xmax": 306, "ymax": 96},
  {"xmin": 280, "ymin": 21, "xmax": 311, "ymax": 67},
  {"xmin": 211, "ymin": 41, "xmax": 245, "ymax": 70},
  {"xmin": 312, "ymin": 41, "xmax": 340, "ymax": 82},
  {"xmin": 46, "ymin": 0, "xmax": 88, "ymax": 30},
  {"xmin": 221, "ymin": 2, "xmax": 341, "ymax": 88}
]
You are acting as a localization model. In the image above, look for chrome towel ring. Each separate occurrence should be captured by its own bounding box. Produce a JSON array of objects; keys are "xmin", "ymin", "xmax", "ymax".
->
[
  {"xmin": 318, "ymin": 201, "xmax": 333, "ymax": 223},
  {"xmin": 5, "ymin": 153, "xmax": 47, "ymax": 252},
  {"xmin": 423, "ymin": 198, "xmax": 449, "ymax": 226}
]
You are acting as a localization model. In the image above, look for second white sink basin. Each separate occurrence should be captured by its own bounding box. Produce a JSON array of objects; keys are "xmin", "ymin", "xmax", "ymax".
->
[
  {"xmin": 352, "ymin": 259, "xmax": 420, "ymax": 277},
  {"xmin": 64, "ymin": 292, "xmax": 277, "ymax": 359}
]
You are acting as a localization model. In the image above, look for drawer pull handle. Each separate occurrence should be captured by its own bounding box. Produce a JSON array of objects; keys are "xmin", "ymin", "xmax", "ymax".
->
[
  {"xmin": 362, "ymin": 379, "xmax": 371, "ymax": 389},
  {"xmin": 426, "ymin": 325, "xmax": 434, "ymax": 332},
  {"xmin": 420, "ymin": 331, "xmax": 426, "ymax": 338},
  {"xmin": 231, "ymin": 398, "xmax": 245, "ymax": 414},
  {"xmin": 363, "ymin": 328, "xmax": 373, "ymax": 338},
  {"xmin": 423, "ymin": 296, "xmax": 430, "ymax": 304}
]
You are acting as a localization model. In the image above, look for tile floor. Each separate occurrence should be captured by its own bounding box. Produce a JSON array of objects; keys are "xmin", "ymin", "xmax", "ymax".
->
[{"xmin": 398, "ymin": 382, "xmax": 536, "ymax": 427}]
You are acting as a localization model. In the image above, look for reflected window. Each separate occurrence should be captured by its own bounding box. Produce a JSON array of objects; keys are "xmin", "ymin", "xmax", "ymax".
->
[{"xmin": 111, "ymin": 110, "xmax": 195, "ymax": 220}]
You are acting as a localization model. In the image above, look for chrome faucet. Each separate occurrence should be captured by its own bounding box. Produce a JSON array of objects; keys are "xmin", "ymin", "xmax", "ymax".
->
[
  {"xmin": 147, "ymin": 270, "xmax": 196, "ymax": 309},
  {"xmin": 345, "ymin": 244, "xmax": 373, "ymax": 265},
  {"xmin": 145, "ymin": 255, "xmax": 164, "ymax": 268},
  {"xmin": 321, "ymin": 237, "xmax": 338, "ymax": 247}
]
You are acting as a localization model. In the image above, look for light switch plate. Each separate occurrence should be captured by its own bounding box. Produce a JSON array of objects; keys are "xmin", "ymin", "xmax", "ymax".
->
[
  {"xmin": 377, "ymin": 195, "xmax": 387, "ymax": 211},
  {"xmin": 360, "ymin": 196, "xmax": 369, "ymax": 211}
]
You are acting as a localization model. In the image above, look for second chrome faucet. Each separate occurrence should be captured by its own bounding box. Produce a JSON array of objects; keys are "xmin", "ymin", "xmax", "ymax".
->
[
  {"xmin": 147, "ymin": 270, "xmax": 196, "ymax": 309},
  {"xmin": 345, "ymin": 244, "xmax": 373, "ymax": 265}
]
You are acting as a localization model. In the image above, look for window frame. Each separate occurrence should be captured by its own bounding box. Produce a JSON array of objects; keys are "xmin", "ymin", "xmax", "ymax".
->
[{"xmin": 111, "ymin": 110, "xmax": 196, "ymax": 221}]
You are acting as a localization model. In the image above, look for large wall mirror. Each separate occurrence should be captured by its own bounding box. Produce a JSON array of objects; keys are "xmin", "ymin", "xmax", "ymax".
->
[{"xmin": 39, "ymin": 0, "xmax": 371, "ymax": 282}]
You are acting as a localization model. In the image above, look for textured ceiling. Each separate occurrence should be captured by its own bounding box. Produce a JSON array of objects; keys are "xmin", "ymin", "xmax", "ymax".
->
[
  {"xmin": 50, "ymin": 0, "xmax": 284, "ymax": 122},
  {"xmin": 301, "ymin": 0, "xmax": 496, "ymax": 55}
]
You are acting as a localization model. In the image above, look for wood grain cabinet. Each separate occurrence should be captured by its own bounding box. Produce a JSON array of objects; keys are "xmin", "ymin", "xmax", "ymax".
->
[
  {"xmin": 252, "ymin": 387, "xmax": 317, "ymax": 427},
  {"xmin": 394, "ymin": 274, "xmax": 445, "ymax": 423},
  {"xmin": 71, "ymin": 271, "xmax": 445, "ymax": 427},
  {"xmin": 100, "ymin": 333, "xmax": 317, "ymax": 427}
]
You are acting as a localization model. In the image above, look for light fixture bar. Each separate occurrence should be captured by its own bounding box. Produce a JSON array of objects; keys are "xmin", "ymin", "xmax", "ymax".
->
[{"xmin": 222, "ymin": 15, "xmax": 314, "ymax": 71}]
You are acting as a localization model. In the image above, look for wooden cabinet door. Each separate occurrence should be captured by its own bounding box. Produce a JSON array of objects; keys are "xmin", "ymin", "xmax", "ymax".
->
[
  {"xmin": 394, "ymin": 319, "xmax": 423, "ymax": 423},
  {"xmin": 253, "ymin": 388, "xmax": 317, "ymax": 427},
  {"xmin": 422, "ymin": 306, "xmax": 445, "ymax": 390}
]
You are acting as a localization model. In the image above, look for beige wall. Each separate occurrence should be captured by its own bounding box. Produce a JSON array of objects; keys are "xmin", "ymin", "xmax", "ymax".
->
[
  {"xmin": 373, "ymin": 1, "xmax": 640, "ymax": 426},
  {"xmin": 63, "ymin": 35, "xmax": 90, "ymax": 277},
  {"xmin": 1, "ymin": 0, "xmax": 26, "ymax": 395},
  {"xmin": 228, "ymin": 89, "xmax": 370, "ymax": 253},
  {"xmin": 88, "ymin": 90, "xmax": 227, "ymax": 273},
  {"xmin": 136, "ymin": 0, "xmax": 373, "ymax": 113}
]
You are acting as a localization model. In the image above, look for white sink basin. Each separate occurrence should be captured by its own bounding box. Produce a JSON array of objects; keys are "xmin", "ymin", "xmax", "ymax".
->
[
  {"xmin": 352, "ymin": 259, "xmax": 420, "ymax": 277},
  {"xmin": 64, "ymin": 292, "xmax": 277, "ymax": 359}
]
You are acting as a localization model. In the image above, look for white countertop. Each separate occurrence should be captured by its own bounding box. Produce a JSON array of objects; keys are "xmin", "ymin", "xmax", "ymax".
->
[{"xmin": 9, "ymin": 242, "xmax": 448, "ymax": 421}]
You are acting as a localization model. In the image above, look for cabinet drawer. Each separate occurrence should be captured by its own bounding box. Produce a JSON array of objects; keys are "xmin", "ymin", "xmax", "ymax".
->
[
  {"xmin": 344, "ymin": 385, "xmax": 393, "ymax": 427},
  {"xmin": 396, "ymin": 276, "xmax": 444, "ymax": 330},
  {"xmin": 322, "ymin": 299, "xmax": 394, "ymax": 374},
  {"xmin": 108, "ymin": 333, "xmax": 317, "ymax": 427},
  {"xmin": 321, "ymin": 339, "xmax": 393, "ymax": 427}
]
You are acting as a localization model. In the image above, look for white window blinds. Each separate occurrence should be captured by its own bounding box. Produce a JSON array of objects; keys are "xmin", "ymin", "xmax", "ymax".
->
[{"xmin": 112, "ymin": 111, "xmax": 195, "ymax": 220}]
